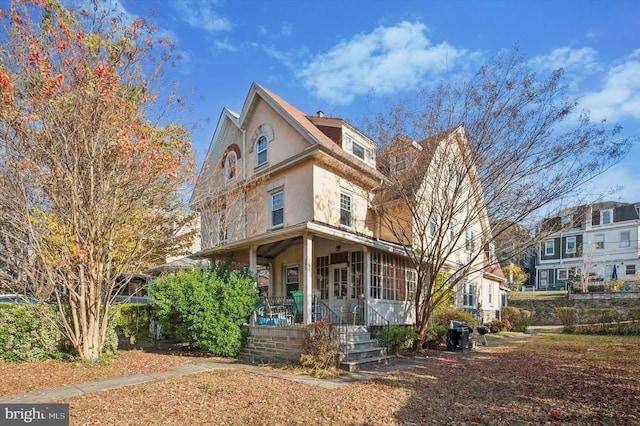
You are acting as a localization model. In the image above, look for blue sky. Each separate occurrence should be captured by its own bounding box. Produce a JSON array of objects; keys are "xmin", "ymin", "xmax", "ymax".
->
[{"xmin": 117, "ymin": 0, "xmax": 640, "ymax": 203}]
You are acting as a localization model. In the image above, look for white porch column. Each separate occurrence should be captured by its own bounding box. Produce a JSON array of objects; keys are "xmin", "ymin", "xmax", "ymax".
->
[
  {"xmin": 249, "ymin": 245, "xmax": 258, "ymax": 279},
  {"xmin": 364, "ymin": 247, "xmax": 371, "ymax": 325},
  {"xmin": 302, "ymin": 232, "xmax": 313, "ymax": 325}
]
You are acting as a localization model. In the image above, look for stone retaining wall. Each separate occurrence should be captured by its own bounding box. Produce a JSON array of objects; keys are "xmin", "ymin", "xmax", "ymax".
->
[
  {"xmin": 509, "ymin": 293, "xmax": 640, "ymax": 325},
  {"xmin": 239, "ymin": 325, "xmax": 304, "ymax": 363}
]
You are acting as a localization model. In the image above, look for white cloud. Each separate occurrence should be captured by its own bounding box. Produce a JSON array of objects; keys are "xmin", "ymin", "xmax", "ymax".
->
[
  {"xmin": 529, "ymin": 47, "xmax": 600, "ymax": 73},
  {"xmin": 580, "ymin": 59, "xmax": 640, "ymax": 122},
  {"xmin": 296, "ymin": 21, "xmax": 468, "ymax": 104},
  {"xmin": 172, "ymin": 1, "xmax": 232, "ymax": 34}
]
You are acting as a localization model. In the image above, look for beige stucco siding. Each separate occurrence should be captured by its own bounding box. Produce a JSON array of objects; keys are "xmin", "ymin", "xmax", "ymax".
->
[{"xmin": 245, "ymin": 99, "xmax": 313, "ymax": 171}]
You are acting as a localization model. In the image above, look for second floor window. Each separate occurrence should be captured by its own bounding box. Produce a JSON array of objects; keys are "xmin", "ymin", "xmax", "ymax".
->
[
  {"xmin": 595, "ymin": 234, "xmax": 604, "ymax": 249},
  {"xmin": 256, "ymin": 136, "xmax": 268, "ymax": 166},
  {"xmin": 545, "ymin": 240, "xmax": 554, "ymax": 256},
  {"xmin": 217, "ymin": 211, "xmax": 227, "ymax": 243},
  {"xmin": 465, "ymin": 228, "xmax": 475, "ymax": 252},
  {"xmin": 340, "ymin": 193, "xmax": 352, "ymax": 227},
  {"xmin": 566, "ymin": 236, "xmax": 577, "ymax": 254},
  {"xmin": 620, "ymin": 231, "xmax": 631, "ymax": 248},
  {"xmin": 225, "ymin": 151, "xmax": 237, "ymax": 180},
  {"xmin": 271, "ymin": 190, "xmax": 284, "ymax": 228}
]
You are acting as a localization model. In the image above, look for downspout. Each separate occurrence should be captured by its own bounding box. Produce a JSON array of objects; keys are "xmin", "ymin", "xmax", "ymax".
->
[{"xmin": 242, "ymin": 128, "xmax": 247, "ymax": 239}]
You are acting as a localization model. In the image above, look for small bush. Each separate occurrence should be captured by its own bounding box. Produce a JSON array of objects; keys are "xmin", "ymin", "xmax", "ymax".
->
[
  {"xmin": 502, "ymin": 307, "xmax": 532, "ymax": 332},
  {"xmin": 0, "ymin": 304, "xmax": 68, "ymax": 363},
  {"xmin": 485, "ymin": 318, "xmax": 512, "ymax": 333},
  {"xmin": 425, "ymin": 308, "xmax": 477, "ymax": 349},
  {"xmin": 581, "ymin": 308, "xmax": 622, "ymax": 324},
  {"xmin": 377, "ymin": 325, "xmax": 418, "ymax": 354},
  {"xmin": 556, "ymin": 307, "xmax": 577, "ymax": 332},
  {"xmin": 587, "ymin": 285, "xmax": 604, "ymax": 293},
  {"xmin": 113, "ymin": 304, "xmax": 151, "ymax": 345},
  {"xmin": 300, "ymin": 320, "xmax": 339, "ymax": 377},
  {"xmin": 626, "ymin": 307, "xmax": 640, "ymax": 321}
]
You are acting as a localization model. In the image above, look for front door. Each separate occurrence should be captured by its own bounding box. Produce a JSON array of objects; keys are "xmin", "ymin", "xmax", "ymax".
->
[{"xmin": 329, "ymin": 263, "xmax": 349, "ymax": 316}]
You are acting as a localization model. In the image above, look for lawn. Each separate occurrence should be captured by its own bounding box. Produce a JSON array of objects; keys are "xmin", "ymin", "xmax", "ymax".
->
[{"xmin": 3, "ymin": 333, "xmax": 639, "ymax": 425}]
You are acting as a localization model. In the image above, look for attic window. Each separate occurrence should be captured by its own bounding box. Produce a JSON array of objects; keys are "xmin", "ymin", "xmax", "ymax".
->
[{"xmin": 352, "ymin": 141, "xmax": 365, "ymax": 160}]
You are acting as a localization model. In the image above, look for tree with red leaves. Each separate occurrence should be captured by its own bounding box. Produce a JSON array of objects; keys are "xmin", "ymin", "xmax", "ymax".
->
[{"xmin": 0, "ymin": 0, "xmax": 195, "ymax": 361}]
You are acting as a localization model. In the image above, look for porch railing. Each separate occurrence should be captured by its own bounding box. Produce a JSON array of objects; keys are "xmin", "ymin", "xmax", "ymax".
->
[{"xmin": 364, "ymin": 301, "xmax": 391, "ymax": 355}]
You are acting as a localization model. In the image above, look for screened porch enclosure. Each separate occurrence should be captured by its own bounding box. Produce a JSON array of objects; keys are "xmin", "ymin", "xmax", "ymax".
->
[{"xmin": 253, "ymin": 235, "xmax": 417, "ymax": 327}]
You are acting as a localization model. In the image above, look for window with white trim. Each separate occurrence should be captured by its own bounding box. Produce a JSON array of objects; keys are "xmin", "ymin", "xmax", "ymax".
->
[
  {"xmin": 465, "ymin": 228, "xmax": 475, "ymax": 252},
  {"xmin": 488, "ymin": 283, "xmax": 493, "ymax": 304},
  {"xmin": 270, "ymin": 190, "xmax": 284, "ymax": 228},
  {"xmin": 340, "ymin": 193, "xmax": 352, "ymax": 227},
  {"xmin": 600, "ymin": 209, "xmax": 612, "ymax": 225},
  {"xmin": 463, "ymin": 282, "xmax": 475, "ymax": 307},
  {"xmin": 566, "ymin": 236, "xmax": 576, "ymax": 254},
  {"xmin": 594, "ymin": 234, "xmax": 604, "ymax": 249},
  {"xmin": 217, "ymin": 210, "xmax": 227, "ymax": 243},
  {"xmin": 562, "ymin": 215, "xmax": 572, "ymax": 227},
  {"xmin": 429, "ymin": 211, "xmax": 437, "ymax": 237},
  {"xmin": 557, "ymin": 269, "xmax": 568, "ymax": 281},
  {"xmin": 544, "ymin": 240, "xmax": 554, "ymax": 256},
  {"xmin": 352, "ymin": 141, "xmax": 365, "ymax": 160},
  {"xmin": 626, "ymin": 264, "xmax": 636, "ymax": 276},
  {"xmin": 225, "ymin": 151, "xmax": 237, "ymax": 180},
  {"xmin": 620, "ymin": 231, "xmax": 631, "ymax": 248},
  {"xmin": 449, "ymin": 221, "xmax": 455, "ymax": 241},
  {"xmin": 285, "ymin": 265, "xmax": 299, "ymax": 297},
  {"xmin": 256, "ymin": 136, "xmax": 268, "ymax": 166}
]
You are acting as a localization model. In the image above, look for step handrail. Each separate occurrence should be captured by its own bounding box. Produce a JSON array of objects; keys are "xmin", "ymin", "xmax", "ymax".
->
[{"xmin": 364, "ymin": 301, "xmax": 391, "ymax": 355}]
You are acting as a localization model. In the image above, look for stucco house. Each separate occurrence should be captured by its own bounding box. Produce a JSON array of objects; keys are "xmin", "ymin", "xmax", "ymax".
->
[{"xmin": 190, "ymin": 83, "xmax": 504, "ymax": 364}]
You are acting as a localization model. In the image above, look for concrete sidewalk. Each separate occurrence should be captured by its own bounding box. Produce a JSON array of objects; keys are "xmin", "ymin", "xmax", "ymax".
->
[
  {"xmin": 0, "ymin": 332, "xmax": 533, "ymax": 404},
  {"xmin": 0, "ymin": 355, "xmax": 432, "ymax": 404}
]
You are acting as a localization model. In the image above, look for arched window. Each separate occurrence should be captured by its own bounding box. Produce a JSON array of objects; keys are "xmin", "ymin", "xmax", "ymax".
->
[
  {"xmin": 256, "ymin": 136, "xmax": 268, "ymax": 166},
  {"xmin": 225, "ymin": 151, "xmax": 237, "ymax": 180}
]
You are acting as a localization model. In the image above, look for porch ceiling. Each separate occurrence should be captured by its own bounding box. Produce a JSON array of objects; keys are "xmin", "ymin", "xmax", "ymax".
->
[{"xmin": 257, "ymin": 236, "xmax": 302, "ymax": 260}]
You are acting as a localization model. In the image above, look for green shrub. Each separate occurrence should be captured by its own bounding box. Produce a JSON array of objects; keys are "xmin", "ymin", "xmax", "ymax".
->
[
  {"xmin": 425, "ymin": 308, "xmax": 477, "ymax": 349},
  {"xmin": 113, "ymin": 304, "xmax": 151, "ymax": 345},
  {"xmin": 149, "ymin": 266, "xmax": 259, "ymax": 357},
  {"xmin": 556, "ymin": 307, "xmax": 577, "ymax": 332},
  {"xmin": 300, "ymin": 320, "xmax": 339, "ymax": 377},
  {"xmin": 581, "ymin": 308, "xmax": 622, "ymax": 324},
  {"xmin": 502, "ymin": 306, "xmax": 532, "ymax": 332},
  {"xmin": 626, "ymin": 307, "xmax": 640, "ymax": 321},
  {"xmin": 377, "ymin": 325, "xmax": 418, "ymax": 354},
  {"xmin": 587, "ymin": 285, "xmax": 604, "ymax": 293},
  {"xmin": 485, "ymin": 318, "xmax": 512, "ymax": 333},
  {"xmin": 0, "ymin": 304, "xmax": 68, "ymax": 363}
]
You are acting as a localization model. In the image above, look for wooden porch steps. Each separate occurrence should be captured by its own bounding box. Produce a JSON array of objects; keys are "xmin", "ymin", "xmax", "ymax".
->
[{"xmin": 338, "ymin": 325, "xmax": 394, "ymax": 372}]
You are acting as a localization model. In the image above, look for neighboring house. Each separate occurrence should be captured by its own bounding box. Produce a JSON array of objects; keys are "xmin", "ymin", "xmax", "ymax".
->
[
  {"xmin": 492, "ymin": 220, "xmax": 537, "ymax": 289},
  {"xmin": 191, "ymin": 83, "xmax": 504, "ymax": 328},
  {"xmin": 536, "ymin": 201, "xmax": 640, "ymax": 291}
]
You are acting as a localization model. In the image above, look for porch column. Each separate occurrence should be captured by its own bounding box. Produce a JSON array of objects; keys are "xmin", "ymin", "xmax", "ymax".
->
[
  {"xmin": 364, "ymin": 247, "xmax": 371, "ymax": 325},
  {"xmin": 302, "ymin": 232, "xmax": 313, "ymax": 324},
  {"xmin": 249, "ymin": 245, "xmax": 258, "ymax": 278}
]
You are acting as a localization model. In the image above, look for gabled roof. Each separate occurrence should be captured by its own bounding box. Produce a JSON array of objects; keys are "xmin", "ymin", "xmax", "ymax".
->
[
  {"xmin": 373, "ymin": 125, "xmax": 464, "ymax": 206},
  {"xmin": 192, "ymin": 83, "xmax": 385, "ymax": 207}
]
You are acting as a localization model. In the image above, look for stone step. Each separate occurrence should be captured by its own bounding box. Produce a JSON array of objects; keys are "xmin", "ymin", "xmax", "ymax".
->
[
  {"xmin": 339, "ymin": 346, "xmax": 388, "ymax": 362},
  {"xmin": 339, "ymin": 355, "xmax": 395, "ymax": 372}
]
